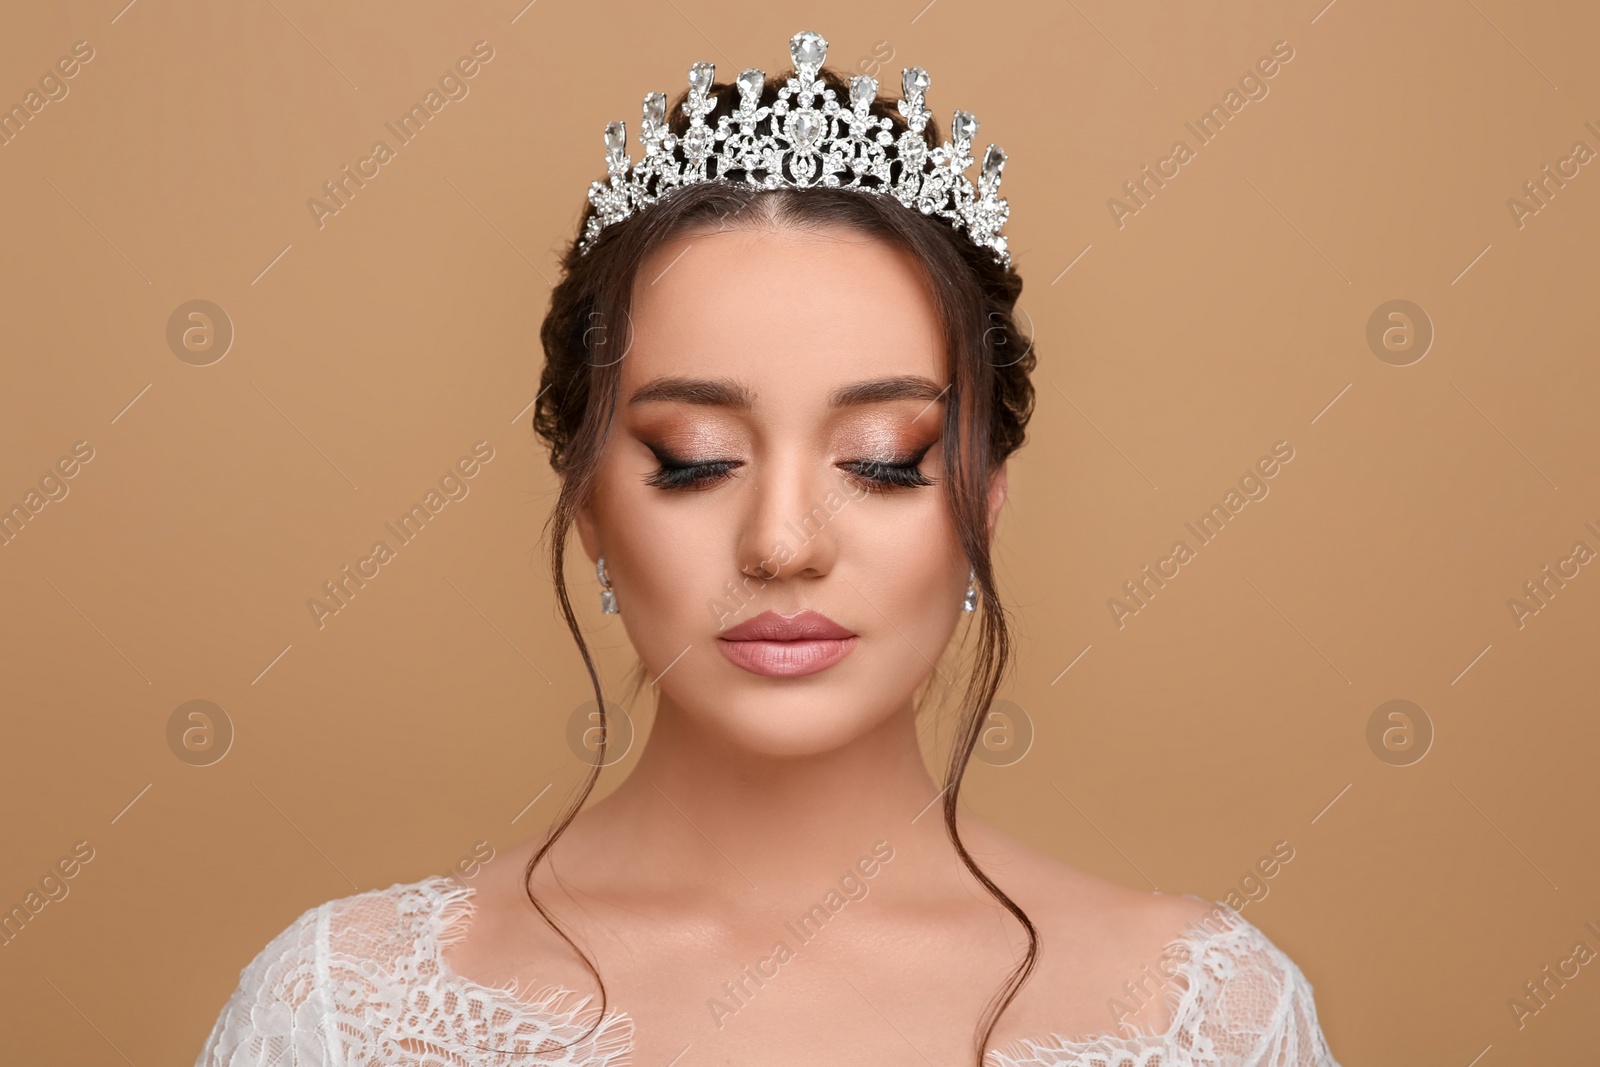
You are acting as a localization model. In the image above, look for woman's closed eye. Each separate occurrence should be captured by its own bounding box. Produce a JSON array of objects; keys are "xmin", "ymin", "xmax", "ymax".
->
[
  {"xmin": 643, "ymin": 448, "xmax": 742, "ymax": 490},
  {"xmin": 642, "ymin": 444, "xmax": 936, "ymax": 492},
  {"xmin": 839, "ymin": 447, "xmax": 935, "ymax": 493}
]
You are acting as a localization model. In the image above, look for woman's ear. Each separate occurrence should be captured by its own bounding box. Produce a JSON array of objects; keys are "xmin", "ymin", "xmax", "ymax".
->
[
  {"xmin": 574, "ymin": 501, "xmax": 601, "ymax": 566},
  {"xmin": 986, "ymin": 462, "xmax": 1009, "ymax": 539}
]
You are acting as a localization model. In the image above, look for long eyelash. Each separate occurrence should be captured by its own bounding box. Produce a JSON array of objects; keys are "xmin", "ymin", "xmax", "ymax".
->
[
  {"xmin": 643, "ymin": 448, "xmax": 936, "ymax": 493},
  {"xmin": 841, "ymin": 448, "xmax": 936, "ymax": 493},
  {"xmin": 644, "ymin": 447, "xmax": 741, "ymax": 491}
]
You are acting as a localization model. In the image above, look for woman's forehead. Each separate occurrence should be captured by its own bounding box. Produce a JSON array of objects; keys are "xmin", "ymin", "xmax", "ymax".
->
[{"xmin": 622, "ymin": 225, "xmax": 946, "ymax": 403}]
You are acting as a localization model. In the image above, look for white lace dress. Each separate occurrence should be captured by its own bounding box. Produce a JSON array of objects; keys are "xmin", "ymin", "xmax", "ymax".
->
[{"xmin": 194, "ymin": 875, "xmax": 1341, "ymax": 1067}]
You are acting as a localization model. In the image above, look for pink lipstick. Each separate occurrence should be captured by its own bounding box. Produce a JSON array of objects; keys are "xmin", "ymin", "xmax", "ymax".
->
[{"xmin": 717, "ymin": 609, "xmax": 858, "ymax": 677}]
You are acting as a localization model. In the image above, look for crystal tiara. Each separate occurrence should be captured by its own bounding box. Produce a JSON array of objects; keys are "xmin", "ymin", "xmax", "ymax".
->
[{"xmin": 577, "ymin": 29, "xmax": 1013, "ymax": 268}]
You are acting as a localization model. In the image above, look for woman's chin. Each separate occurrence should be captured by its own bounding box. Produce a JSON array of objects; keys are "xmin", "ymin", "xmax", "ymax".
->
[{"xmin": 667, "ymin": 699, "xmax": 901, "ymax": 761}]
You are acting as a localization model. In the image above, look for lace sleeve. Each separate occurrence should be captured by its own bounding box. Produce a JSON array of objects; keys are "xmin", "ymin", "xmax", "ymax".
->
[
  {"xmin": 193, "ymin": 903, "xmax": 332, "ymax": 1067},
  {"xmin": 1186, "ymin": 910, "xmax": 1341, "ymax": 1067}
]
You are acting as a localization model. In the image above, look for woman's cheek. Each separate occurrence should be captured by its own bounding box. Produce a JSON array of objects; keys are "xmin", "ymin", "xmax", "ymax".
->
[
  {"xmin": 865, "ymin": 497, "xmax": 963, "ymax": 620},
  {"xmin": 625, "ymin": 504, "xmax": 725, "ymax": 631}
]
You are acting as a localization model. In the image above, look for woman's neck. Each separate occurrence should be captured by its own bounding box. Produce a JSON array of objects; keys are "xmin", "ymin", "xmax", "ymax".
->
[{"xmin": 565, "ymin": 694, "xmax": 971, "ymax": 907}]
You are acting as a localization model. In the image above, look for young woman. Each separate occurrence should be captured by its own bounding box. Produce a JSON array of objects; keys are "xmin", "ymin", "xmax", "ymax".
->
[{"xmin": 197, "ymin": 31, "xmax": 1341, "ymax": 1067}]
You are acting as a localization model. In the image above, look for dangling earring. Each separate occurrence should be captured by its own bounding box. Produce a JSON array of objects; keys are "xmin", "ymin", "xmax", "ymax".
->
[
  {"xmin": 961, "ymin": 567, "xmax": 978, "ymax": 613},
  {"xmin": 597, "ymin": 556, "xmax": 619, "ymax": 614}
]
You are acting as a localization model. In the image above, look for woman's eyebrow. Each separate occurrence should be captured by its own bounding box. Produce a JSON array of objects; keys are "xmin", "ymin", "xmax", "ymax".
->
[
  {"xmin": 827, "ymin": 375, "xmax": 946, "ymax": 408},
  {"xmin": 626, "ymin": 374, "xmax": 946, "ymax": 409},
  {"xmin": 628, "ymin": 376, "xmax": 754, "ymax": 409}
]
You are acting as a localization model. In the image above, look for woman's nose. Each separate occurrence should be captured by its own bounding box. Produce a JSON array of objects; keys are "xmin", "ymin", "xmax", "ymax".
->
[{"xmin": 732, "ymin": 454, "xmax": 844, "ymax": 583}]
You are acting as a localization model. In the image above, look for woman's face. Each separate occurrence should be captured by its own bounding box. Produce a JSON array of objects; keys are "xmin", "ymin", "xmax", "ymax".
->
[{"xmin": 575, "ymin": 220, "xmax": 1005, "ymax": 757}]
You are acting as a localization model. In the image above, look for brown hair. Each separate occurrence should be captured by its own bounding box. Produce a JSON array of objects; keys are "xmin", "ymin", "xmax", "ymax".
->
[{"xmin": 526, "ymin": 63, "xmax": 1037, "ymax": 1063}]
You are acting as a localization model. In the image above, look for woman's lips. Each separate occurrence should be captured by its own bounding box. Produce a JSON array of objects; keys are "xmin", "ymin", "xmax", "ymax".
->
[{"xmin": 717, "ymin": 609, "xmax": 858, "ymax": 678}]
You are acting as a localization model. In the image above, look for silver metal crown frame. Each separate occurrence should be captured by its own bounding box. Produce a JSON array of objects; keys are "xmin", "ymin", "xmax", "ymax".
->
[{"xmin": 578, "ymin": 30, "xmax": 1012, "ymax": 267}]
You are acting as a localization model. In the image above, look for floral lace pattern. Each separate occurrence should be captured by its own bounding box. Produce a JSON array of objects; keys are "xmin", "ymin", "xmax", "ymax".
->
[{"xmin": 195, "ymin": 876, "xmax": 1340, "ymax": 1067}]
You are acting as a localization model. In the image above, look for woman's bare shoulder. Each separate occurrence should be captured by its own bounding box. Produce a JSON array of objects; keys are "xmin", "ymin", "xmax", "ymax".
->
[
  {"xmin": 955, "ymin": 816, "xmax": 1218, "ymax": 1040},
  {"xmin": 958, "ymin": 815, "xmax": 1212, "ymax": 925},
  {"xmin": 439, "ymin": 831, "xmax": 604, "ymax": 990}
]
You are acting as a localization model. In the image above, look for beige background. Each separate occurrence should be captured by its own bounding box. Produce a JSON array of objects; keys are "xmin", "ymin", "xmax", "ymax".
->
[{"xmin": 2, "ymin": 0, "xmax": 1597, "ymax": 1063}]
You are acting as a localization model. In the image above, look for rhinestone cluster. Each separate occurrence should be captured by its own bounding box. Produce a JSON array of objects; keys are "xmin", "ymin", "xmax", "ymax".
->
[{"xmin": 578, "ymin": 30, "xmax": 1012, "ymax": 267}]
